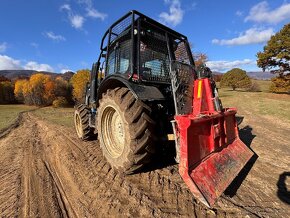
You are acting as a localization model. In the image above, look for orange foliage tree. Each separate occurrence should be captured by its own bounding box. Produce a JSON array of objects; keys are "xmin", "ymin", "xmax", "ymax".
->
[
  {"xmin": 44, "ymin": 79, "xmax": 55, "ymax": 104},
  {"xmin": 14, "ymin": 73, "xmax": 72, "ymax": 106},
  {"xmin": 14, "ymin": 79, "xmax": 28, "ymax": 102},
  {"xmin": 194, "ymin": 53, "xmax": 208, "ymax": 67},
  {"xmin": 26, "ymin": 74, "xmax": 52, "ymax": 105},
  {"xmin": 70, "ymin": 69, "xmax": 90, "ymax": 102}
]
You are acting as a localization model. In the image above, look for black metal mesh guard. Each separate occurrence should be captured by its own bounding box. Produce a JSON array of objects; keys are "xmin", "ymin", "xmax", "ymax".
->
[
  {"xmin": 107, "ymin": 13, "xmax": 134, "ymax": 76},
  {"xmin": 174, "ymin": 40, "xmax": 191, "ymax": 65},
  {"xmin": 170, "ymin": 61, "xmax": 195, "ymax": 115},
  {"xmin": 139, "ymin": 27, "xmax": 171, "ymax": 83},
  {"xmin": 110, "ymin": 14, "xmax": 135, "ymax": 42}
]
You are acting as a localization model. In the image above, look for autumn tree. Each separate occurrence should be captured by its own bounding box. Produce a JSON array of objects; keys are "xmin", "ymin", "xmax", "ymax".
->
[
  {"xmin": 27, "ymin": 73, "xmax": 53, "ymax": 105},
  {"xmin": 0, "ymin": 76, "xmax": 10, "ymax": 82},
  {"xmin": 257, "ymin": 23, "xmax": 290, "ymax": 93},
  {"xmin": 220, "ymin": 68, "xmax": 252, "ymax": 90},
  {"xmin": 54, "ymin": 76, "xmax": 73, "ymax": 104},
  {"xmin": 70, "ymin": 69, "xmax": 90, "ymax": 102},
  {"xmin": 14, "ymin": 79, "xmax": 28, "ymax": 102},
  {"xmin": 0, "ymin": 76, "xmax": 14, "ymax": 103},
  {"xmin": 0, "ymin": 81, "xmax": 15, "ymax": 104},
  {"xmin": 14, "ymin": 73, "xmax": 73, "ymax": 106},
  {"xmin": 257, "ymin": 23, "xmax": 290, "ymax": 74},
  {"xmin": 194, "ymin": 53, "xmax": 208, "ymax": 67},
  {"xmin": 269, "ymin": 75, "xmax": 290, "ymax": 93}
]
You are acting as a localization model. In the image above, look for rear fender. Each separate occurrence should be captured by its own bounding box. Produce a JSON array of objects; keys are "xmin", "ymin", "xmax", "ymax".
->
[{"xmin": 97, "ymin": 75, "xmax": 165, "ymax": 103}]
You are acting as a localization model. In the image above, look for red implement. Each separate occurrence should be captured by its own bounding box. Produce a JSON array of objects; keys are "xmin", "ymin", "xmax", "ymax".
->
[{"xmin": 175, "ymin": 78, "xmax": 254, "ymax": 207}]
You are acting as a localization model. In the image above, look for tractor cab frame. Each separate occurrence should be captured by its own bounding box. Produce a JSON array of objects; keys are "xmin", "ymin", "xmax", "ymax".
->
[{"xmin": 89, "ymin": 10, "xmax": 195, "ymax": 110}]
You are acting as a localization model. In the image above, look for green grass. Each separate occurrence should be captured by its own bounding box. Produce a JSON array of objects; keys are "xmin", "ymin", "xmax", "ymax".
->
[
  {"xmin": 217, "ymin": 79, "xmax": 271, "ymax": 93},
  {"xmin": 0, "ymin": 104, "xmax": 36, "ymax": 130},
  {"xmin": 251, "ymin": 79, "xmax": 271, "ymax": 92},
  {"xmin": 219, "ymin": 88, "xmax": 290, "ymax": 121},
  {"xmin": 32, "ymin": 107, "xmax": 75, "ymax": 128}
]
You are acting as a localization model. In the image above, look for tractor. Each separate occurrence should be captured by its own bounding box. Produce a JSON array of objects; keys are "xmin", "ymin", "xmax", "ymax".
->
[{"xmin": 74, "ymin": 10, "xmax": 254, "ymax": 207}]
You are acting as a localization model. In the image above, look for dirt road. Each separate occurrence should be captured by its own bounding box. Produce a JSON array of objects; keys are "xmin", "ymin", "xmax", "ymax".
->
[{"xmin": 0, "ymin": 111, "xmax": 289, "ymax": 217}]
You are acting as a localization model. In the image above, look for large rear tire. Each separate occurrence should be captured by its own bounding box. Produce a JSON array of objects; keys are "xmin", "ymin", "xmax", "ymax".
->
[
  {"xmin": 74, "ymin": 104, "xmax": 94, "ymax": 140},
  {"xmin": 97, "ymin": 87, "xmax": 155, "ymax": 174}
]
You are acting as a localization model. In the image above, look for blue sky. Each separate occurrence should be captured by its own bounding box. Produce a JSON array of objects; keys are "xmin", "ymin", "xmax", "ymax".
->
[{"xmin": 0, "ymin": 0, "xmax": 289, "ymax": 73}]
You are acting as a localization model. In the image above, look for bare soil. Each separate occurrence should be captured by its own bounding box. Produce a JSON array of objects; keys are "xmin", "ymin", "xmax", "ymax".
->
[{"xmin": 0, "ymin": 111, "xmax": 289, "ymax": 217}]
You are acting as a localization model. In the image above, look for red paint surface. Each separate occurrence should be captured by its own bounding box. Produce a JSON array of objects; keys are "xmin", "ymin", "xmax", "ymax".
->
[{"xmin": 176, "ymin": 78, "xmax": 254, "ymax": 207}]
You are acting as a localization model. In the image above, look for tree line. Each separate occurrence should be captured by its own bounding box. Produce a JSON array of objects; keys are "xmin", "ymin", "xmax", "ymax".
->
[
  {"xmin": 0, "ymin": 64, "xmax": 287, "ymax": 106},
  {"xmin": 0, "ymin": 69, "xmax": 90, "ymax": 106},
  {"xmin": 0, "ymin": 67, "xmax": 255, "ymax": 106}
]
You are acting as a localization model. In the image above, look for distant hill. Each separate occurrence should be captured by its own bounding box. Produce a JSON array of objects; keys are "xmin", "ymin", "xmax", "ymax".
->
[
  {"xmin": 213, "ymin": 71, "xmax": 275, "ymax": 80},
  {"xmin": 212, "ymin": 71, "xmax": 223, "ymax": 75},
  {"xmin": 0, "ymin": 70, "xmax": 75, "ymax": 81},
  {"xmin": 246, "ymin": 71, "xmax": 275, "ymax": 80}
]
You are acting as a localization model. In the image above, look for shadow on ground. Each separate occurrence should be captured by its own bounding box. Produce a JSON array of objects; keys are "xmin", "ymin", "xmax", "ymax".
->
[
  {"xmin": 139, "ymin": 140, "xmax": 178, "ymax": 174},
  {"xmin": 277, "ymin": 172, "xmax": 290, "ymax": 204},
  {"xmin": 224, "ymin": 124, "xmax": 258, "ymax": 197}
]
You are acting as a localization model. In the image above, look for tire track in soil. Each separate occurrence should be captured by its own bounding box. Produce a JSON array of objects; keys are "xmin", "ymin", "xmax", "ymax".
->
[
  {"xmin": 0, "ymin": 114, "xmax": 67, "ymax": 217},
  {"xmin": 32, "ymin": 113, "xmax": 250, "ymax": 218},
  {"xmin": 0, "ymin": 112, "xmax": 262, "ymax": 217},
  {"xmin": 216, "ymin": 109, "xmax": 290, "ymax": 217}
]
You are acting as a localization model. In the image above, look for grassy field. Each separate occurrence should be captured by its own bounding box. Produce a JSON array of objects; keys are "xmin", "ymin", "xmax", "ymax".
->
[
  {"xmin": 217, "ymin": 79, "xmax": 290, "ymax": 121},
  {"xmin": 219, "ymin": 88, "xmax": 290, "ymax": 122},
  {"xmin": 251, "ymin": 79, "xmax": 271, "ymax": 92},
  {"xmin": 0, "ymin": 105, "xmax": 74, "ymax": 131},
  {"xmin": 32, "ymin": 107, "xmax": 75, "ymax": 128},
  {"xmin": 0, "ymin": 105, "xmax": 37, "ymax": 130}
]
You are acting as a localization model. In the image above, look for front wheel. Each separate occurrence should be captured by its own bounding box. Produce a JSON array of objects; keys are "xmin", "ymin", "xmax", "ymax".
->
[
  {"xmin": 74, "ymin": 104, "xmax": 94, "ymax": 140},
  {"xmin": 97, "ymin": 87, "xmax": 156, "ymax": 174}
]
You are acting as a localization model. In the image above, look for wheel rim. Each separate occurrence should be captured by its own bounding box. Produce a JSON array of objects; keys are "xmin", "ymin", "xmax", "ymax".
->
[
  {"xmin": 101, "ymin": 106, "xmax": 125, "ymax": 158},
  {"xmin": 75, "ymin": 112, "xmax": 83, "ymax": 138}
]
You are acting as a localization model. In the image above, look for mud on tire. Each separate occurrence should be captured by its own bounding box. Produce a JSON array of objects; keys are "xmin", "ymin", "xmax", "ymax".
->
[
  {"xmin": 97, "ymin": 87, "xmax": 156, "ymax": 174},
  {"xmin": 74, "ymin": 104, "xmax": 94, "ymax": 140}
]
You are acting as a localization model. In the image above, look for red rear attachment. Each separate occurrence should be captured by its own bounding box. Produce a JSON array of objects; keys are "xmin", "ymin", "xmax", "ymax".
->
[{"xmin": 174, "ymin": 78, "xmax": 254, "ymax": 207}]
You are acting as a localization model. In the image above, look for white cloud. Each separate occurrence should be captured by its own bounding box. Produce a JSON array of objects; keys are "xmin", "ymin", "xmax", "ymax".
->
[
  {"xmin": 60, "ymin": 4, "xmax": 85, "ymax": 29},
  {"xmin": 70, "ymin": 15, "xmax": 85, "ymax": 29},
  {"xmin": 60, "ymin": 1, "xmax": 106, "ymax": 30},
  {"xmin": 0, "ymin": 55, "xmax": 54, "ymax": 71},
  {"xmin": 57, "ymin": 63, "xmax": 72, "ymax": 73},
  {"xmin": 159, "ymin": 0, "xmax": 184, "ymax": 27},
  {"xmin": 60, "ymin": 69, "xmax": 72, "ymax": 74},
  {"xmin": 77, "ymin": 0, "xmax": 92, "ymax": 7},
  {"xmin": 86, "ymin": 8, "xmax": 107, "ymax": 20},
  {"xmin": 236, "ymin": 10, "xmax": 243, "ymax": 17},
  {"xmin": 60, "ymin": 4, "xmax": 71, "ymax": 11},
  {"xmin": 190, "ymin": 2, "xmax": 197, "ymax": 10},
  {"xmin": 206, "ymin": 59, "xmax": 256, "ymax": 72},
  {"xmin": 79, "ymin": 0, "xmax": 107, "ymax": 20},
  {"xmin": 212, "ymin": 27, "xmax": 274, "ymax": 45},
  {"xmin": 44, "ymin": 31, "xmax": 66, "ymax": 42},
  {"xmin": 24, "ymin": 61, "xmax": 54, "ymax": 72},
  {"xmin": 0, "ymin": 55, "xmax": 22, "ymax": 70},
  {"xmin": 245, "ymin": 1, "xmax": 290, "ymax": 24},
  {"xmin": 30, "ymin": 42, "xmax": 39, "ymax": 48},
  {"xmin": 0, "ymin": 42, "xmax": 7, "ymax": 53}
]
